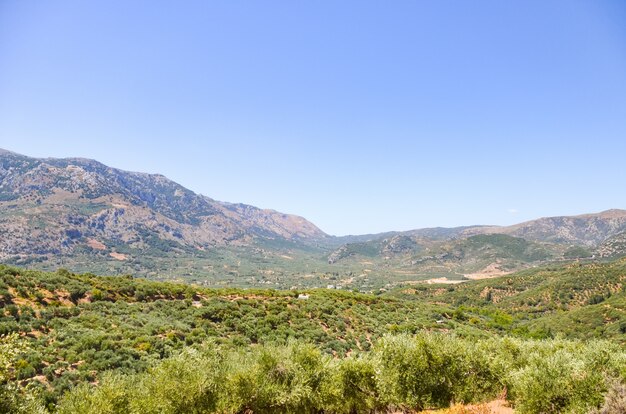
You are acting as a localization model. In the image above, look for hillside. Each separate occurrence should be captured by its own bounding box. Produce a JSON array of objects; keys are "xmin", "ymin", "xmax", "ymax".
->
[
  {"xmin": 392, "ymin": 257, "xmax": 626, "ymax": 340},
  {"xmin": 1, "ymin": 261, "xmax": 625, "ymax": 412},
  {"xmin": 483, "ymin": 209, "xmax": 626, "ymax": 246},
  {"xmin": 326, "ymin": 211, "xmax": 626, "ymax": 284},
  {"xmin": 327, "ymin": 233, "xmax": 564, "ymax": 284},
  {"xmin": 2, "ymin": 148, "xmax": 626, "ymax": 290},
  {"xmin": 0, "ymin": 149, "xmax": 330, "ymax": 275},
  {"xmin": 0, "ymin": 264, "xmax": 473, "ymax": 405},
  {"xmin": 0, "ymin": 149, "xmax": 327, "ymax": 252}
]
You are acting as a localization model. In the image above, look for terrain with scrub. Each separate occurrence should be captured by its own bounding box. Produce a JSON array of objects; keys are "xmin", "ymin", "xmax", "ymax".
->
[
  {"xmin": 2, "ymin": 150, "xmax": 626, "ymax": 412},
  {"xmin": 3, "ymin": 150, "xmax": 626, "ymax": 293},
  {"xmin": 1, "ymin": 258, "xmax": 625, "ymax": 413}
]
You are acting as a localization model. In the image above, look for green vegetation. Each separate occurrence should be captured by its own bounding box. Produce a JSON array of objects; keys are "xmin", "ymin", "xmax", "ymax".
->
[
  {"xmin": 55, "ymin": 335, "xmax": 626, "ymax": 414},
  {"xmin": 394, "ymin": 258, "xmax": 626, "ymax": 341},
  {"xmin": 0, "ymin": 265, "xmax": 486, "ymax": 407},
  {"xmin": 1, "ymin": 259, "xmax": 625, "ymax": 412},
  {"xmin": 564, "ymin": 245, "xmax": 594, "ymax": 259},
  {"xmin": 457, "ymin": 234, "xmax": 553, "ymax": 262},
  {"xmin": 0, "ymin": 333, "xmax": 45, "ymax": 413},
  {"xmin": 325, "ymin": 233, "xmax": 572, "ymax": 286}
]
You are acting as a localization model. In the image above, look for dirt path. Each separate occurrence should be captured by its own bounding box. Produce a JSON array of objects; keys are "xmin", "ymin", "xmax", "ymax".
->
[{"xmin": 418, "ymin": 400, "xmax": 514, "ymax": 414}]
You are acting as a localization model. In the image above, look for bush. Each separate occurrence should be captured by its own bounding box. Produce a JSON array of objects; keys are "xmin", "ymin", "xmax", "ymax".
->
[
  {"xmin": 506, "ymin": 339, "xmax": 626, "ymax": 414},
  {"xmin": 374, "ymin": 333, "xmax": 501, "ymax": 410},
  {"xmin": 56, "ymin": 373, "xmax": 132, "ymax": 414},
  {"xmin": 321, "ymin": 357, "xmax": 380, "ymax": 413},
  {"xmin": 221, "ymin": 343, "xmax": 324, "ymax": 413},
  {"xmin": 129, "ymin": 347, "xmax": 224, "ymax": 413},
  {"xmin": 52, "ymin": 334, "xmax": 626, "ymax": 414},
  {"xmin": 0, "ymin": 333, "xmax": 46, "ymax": 413}
]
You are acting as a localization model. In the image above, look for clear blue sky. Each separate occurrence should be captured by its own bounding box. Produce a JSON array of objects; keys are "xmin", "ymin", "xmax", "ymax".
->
[{"xmin": 1, "ymin": 1, "xmax": 626, "ymax": 235}]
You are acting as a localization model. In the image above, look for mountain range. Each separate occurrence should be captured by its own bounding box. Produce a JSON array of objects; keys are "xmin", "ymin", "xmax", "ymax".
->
[
  {"xmin": 0, "ymin": 148, "xmax": 325, "ymax": 253},
  {"xmin": 1, "ymin": 148, "xmax": 625, "ymax": 289}
]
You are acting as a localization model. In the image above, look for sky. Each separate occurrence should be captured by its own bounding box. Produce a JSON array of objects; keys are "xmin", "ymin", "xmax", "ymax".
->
[{"xmin": 1, "ymin": 1, "xmax": 626, "ymax": 236}]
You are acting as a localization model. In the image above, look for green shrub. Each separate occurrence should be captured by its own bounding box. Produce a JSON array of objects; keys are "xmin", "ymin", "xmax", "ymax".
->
[
  {"xmin": 319, "ymin": 357, "xmax": 380, "ymax": 413},
  {"xmin": 506, "ymin": 339, "xmax": 626, "ymax": 414},
  {"xmin": 55, "ymin": 334, "xmax": 626, "ymax": 414},
  {"xmin": 374, "ymin": 333, "xmax": 500, "ymax": 410},
  {"xmin": 56, "ymin": 373, "xmax": 132, "ymax": 414},
  {"xmin": 129, "ymin": 347, "xmax": 224, "ymax": 413},
  {"xmin": 0, "ymin": 333, "xmax": 46, "ymax": 413},
  {"xmin": 221, "ymin": 343, "xmax": 322, "ymax": 413}
]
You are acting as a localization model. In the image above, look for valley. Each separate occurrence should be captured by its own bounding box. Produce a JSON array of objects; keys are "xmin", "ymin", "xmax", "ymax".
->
[
  {"xmin": 1, "ymin": 149, "xmax": 626, "ymax": 413},
  {"xmin": 1, "ymin": 258, "xmax": 625, "ymax": 412},
  {"xmin": 2, "ymin": 149, "xmax": 626, "ymax": 292}
]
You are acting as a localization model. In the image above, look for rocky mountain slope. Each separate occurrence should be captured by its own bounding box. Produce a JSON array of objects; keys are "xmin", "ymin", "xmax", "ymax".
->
[
  {"xmin": 0, "ymin": 149, "xmax": 327, "ymax": 263},
  {"xmin": 326, "ymin": 211, "xmax": 626, "ymax": 281},
  {"xmin": 487, "ymin": 209, "xmax": 626, "ymax": 246},
  {"xmin": 2, "ymin": 148, "xmax": 625, "ymax": 287},
  {"xmin": 330, "ymin": 210, "xmax": 626, "ymax": 255}
]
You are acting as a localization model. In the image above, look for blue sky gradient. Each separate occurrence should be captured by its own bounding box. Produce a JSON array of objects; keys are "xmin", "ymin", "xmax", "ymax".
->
[{"xmin": 1, "ymin": 1, "xmax": 626, "ymax": 235}]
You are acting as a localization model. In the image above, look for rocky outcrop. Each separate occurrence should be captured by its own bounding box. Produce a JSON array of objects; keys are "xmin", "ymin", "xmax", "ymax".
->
[
  {"xmin": 498, "ymin": 210, "xmax": 626, "ymax": 247},
  {"xmin": 381, "ymin": 235, "xmax": 418, "ymax": 254},
  {"xmin": 597, "ymin": 231, "xmax": 626, "ymax": 258},
  {"xmin": 0, "ymin": 149, "xmax": 328, "ymax": 261}
]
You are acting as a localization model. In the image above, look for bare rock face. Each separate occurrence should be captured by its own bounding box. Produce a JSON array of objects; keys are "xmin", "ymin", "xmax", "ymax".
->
[
  {"xmin": 381, "ymin": 235, "xmax": 417, "ymax": 254},
  {"xmin": 498, "ymin": 210, "xmax": 626, "ymax": 247},
  {"xmin": 325, "ymin": 211, "xmax": 626, "ymax": 264},
  {"xmin": 0, "ymin": 149, "xmax": 328, "ymax": 261},
  {"xmin": 597, "ymin": 232, "xmax": 626, "ymax": 258},
  {"xmin": 327, "ymin": 245, "xmax": 352, "ymax": 264}
]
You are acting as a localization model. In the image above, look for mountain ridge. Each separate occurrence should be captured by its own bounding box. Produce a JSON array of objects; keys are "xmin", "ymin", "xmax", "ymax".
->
[
  {"xmin": 2, "ymin": 148, "xmax": 626, "ymax": 287},
  {"xmin": 0, "ymin": 149, "xmax": 327, "ymax": 261}
]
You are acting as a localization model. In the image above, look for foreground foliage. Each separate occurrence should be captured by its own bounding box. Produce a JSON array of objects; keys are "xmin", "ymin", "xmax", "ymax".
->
[
  {"xmin": 0, "ymin": 265, "xmax": 487, "ymax": 405},
  {"xmin": 0, "ymin": 333, "xmax": 45, "ymax": 413},
  {"xmin": 56, "ymin": 334, "xmax": 625, "ymax": 414},
  {"xmin": 1, "ymin": 261, "xmax": 626, "ymax": 412}
]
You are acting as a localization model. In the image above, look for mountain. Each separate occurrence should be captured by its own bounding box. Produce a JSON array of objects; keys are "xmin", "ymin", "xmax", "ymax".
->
[
  {"xmin": 325, "ymin": 211, "xmax": 626, "ymax": 282},
  {"xmin": 487, "ymin": 209, "xmax": 626, "ymax": 246},
  {"xmin": 2, "ymin": 148, "xmax": 626, "ymax": 289},
  {"xmin": 0, "ymin": 149, "xmax": 327, "ymax": 265}
]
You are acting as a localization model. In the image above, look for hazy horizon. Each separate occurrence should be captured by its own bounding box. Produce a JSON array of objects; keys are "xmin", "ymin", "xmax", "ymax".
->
[{"xmin": 2, "ymin": 1, "xmax": 626, "ymax": 235}]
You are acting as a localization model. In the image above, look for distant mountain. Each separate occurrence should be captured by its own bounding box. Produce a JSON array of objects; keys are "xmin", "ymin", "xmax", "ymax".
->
[
  {"xmin": 326, "ymin": 211, "xmax": 626, "ymax": 277},
  {"xmin": 0, "ymin": 149, "xmax": 327, "ymax": 264},
  {"xmin": 488, "ymin": 210, "xmax": 626, "ymax": 246},
  {"xmin": 2, "ymin": 148, "xmax": 625, "ymax": 287}
]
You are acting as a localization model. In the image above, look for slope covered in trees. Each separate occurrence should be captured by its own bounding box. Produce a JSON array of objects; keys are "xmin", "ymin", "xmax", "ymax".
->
[
  {"xmin": 394, "ymin": 258, "xmax": 626, "ymax": 340},
  {"xmin": 0, "ymin": 259, "xmax": 625, "ymax": 412}
]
